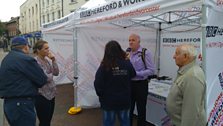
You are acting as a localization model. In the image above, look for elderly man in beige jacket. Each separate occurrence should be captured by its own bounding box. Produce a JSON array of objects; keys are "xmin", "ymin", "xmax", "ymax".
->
[{"xmin": 166, "ymin": 44, "xmax": 206, "ymax": 126}]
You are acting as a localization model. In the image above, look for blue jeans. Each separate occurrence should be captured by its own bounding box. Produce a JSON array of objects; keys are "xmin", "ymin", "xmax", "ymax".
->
[
  {"xmin": 4, "ymin": 98, "xmax": 36, "ymax": 126},
  {"xmin": 103, "ymin": 109, "xmax": 130, "ymax": 126}
]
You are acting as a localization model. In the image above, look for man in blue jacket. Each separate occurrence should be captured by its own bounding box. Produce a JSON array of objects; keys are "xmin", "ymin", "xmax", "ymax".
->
[{"xmin": 0, "ymin": 37, "xmax": 47, "ymax": 126}]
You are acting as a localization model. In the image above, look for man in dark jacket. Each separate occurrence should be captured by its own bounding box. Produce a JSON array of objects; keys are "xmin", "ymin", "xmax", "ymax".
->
[{"xmin": 0, "ymin": 37, "xmax": 47, "ymax": 126}]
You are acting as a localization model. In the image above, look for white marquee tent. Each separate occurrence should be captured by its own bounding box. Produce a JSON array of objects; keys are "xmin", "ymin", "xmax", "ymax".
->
[{"xmin": 41, "ymin": 0, "xmax": 223, "ymax": 125}]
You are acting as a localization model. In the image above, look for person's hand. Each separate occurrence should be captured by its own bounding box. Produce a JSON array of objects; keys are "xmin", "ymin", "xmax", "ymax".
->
[
  {"xmin": 125, "ymin": 52, "xmax": 130, "ymax": 60},
  {"xmin": 47, "ymin": 52, "xmax": 55, "ymax": 61}
]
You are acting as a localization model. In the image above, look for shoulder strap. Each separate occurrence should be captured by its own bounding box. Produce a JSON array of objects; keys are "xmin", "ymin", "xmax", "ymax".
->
[{"xmin": 141, "ymin": 48, "xmax": 147, "ymax": 68}]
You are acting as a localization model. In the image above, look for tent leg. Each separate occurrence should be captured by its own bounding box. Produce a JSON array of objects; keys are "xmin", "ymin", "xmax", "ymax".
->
[
  {"xmin": 201, "ymin": 2, "xmax": 207, "ymax": 74},
  {"xmin": 68, "ymin": 28, "xmax": 82, "ymax": 115},
  {"xmin": 156, "ymin": 22, "xmax": 162, "ymax": 76},
  {"xmin": 68, "ymin": 81, "xmax": 82, "ymax": 115}
]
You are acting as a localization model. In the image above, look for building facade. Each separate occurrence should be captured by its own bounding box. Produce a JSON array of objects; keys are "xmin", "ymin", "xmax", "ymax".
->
[
  {"xmin": 20, "ymin": 0, "xmax": 40, "ymax": 34},
  {"xmin": 6, "ymin": 17, "xmax": 20, "ymax": 39},
  {"xmin": 40, "ymin": 0, "xmax": 63, "ymax": 25},
  {"xmin": 63, "ymin": 0, "xmax": 89, "ymax": 15},
  {"xmin": 19, "ymin": 0, "xmax": 88, "ymax": 35},
  {"xmin": 19, "ymin": 0, "xmax": 88, "ymax": 47}
]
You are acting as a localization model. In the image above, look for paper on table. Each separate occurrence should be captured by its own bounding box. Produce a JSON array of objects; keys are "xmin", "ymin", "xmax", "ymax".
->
[{"xmin": 149, "ymin": 79, "xmax": 172, "ymax": 98}]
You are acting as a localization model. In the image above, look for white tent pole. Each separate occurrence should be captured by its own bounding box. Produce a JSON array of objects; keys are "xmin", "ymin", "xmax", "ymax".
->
[
  {"xmin": 68, "ymin": 27, "xmax": 81, "ymax": 115},
  {"xmin": 201, "ymin": 1, "xmax": 207, "ymax": 122},
  {"xmin": 73, "ymin": 27, "xmax": 78, "ymax": 108},
  {"xmin": 156, "ymin": 22, "xmax": 162, "ymax": 76},
  {"xmin": 201, "ymin": 1, "xmax": 207, "ymax": 75}
]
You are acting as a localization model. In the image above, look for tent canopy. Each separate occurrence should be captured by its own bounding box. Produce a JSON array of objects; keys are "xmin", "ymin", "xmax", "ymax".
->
[
  {"xmin": 74, "ymin": 0, "xmax": 202, "ymax": 30},
  {"xmin": 42, "ymin": 0, "xmax": 202, "ymax": 32}
]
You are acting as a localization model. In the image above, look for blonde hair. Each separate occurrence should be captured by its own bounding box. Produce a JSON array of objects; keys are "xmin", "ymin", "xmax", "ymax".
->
[{"xmin": 33, "ymin": 40, "xmax": 48, "ymax": 54}]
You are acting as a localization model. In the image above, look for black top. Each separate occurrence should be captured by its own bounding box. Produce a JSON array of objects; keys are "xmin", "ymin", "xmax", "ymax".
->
[{"xmin": 94, "ymin": 59, "xmax": 136, "ymax": 110}]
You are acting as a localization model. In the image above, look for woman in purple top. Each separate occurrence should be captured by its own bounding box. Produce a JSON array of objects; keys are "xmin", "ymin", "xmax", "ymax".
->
[{"xmin": 33, "ymin": 40, "xmax": 59, "ymax": 126}]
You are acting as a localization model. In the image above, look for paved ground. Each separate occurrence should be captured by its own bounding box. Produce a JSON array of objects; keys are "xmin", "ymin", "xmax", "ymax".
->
[
  {"xmin": 2, "ymin": 84, "xmax": 155, "ymax": 126},
  {"xmin": 0, "ymin": 48, "xmax": 7, "ymax": 126},
  {"xmin": 50, "ymin": 84, "xmax": 103, "ymax": 126}
]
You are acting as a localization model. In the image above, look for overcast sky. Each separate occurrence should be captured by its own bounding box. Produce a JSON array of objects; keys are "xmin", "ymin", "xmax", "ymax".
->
[{"xmin": 0, "ymin": 0, "xmax": 26, "ymax": 22}]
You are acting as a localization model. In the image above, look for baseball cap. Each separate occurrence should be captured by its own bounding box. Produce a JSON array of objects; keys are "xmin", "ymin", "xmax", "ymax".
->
[{"xmin": 11, "ymin": 37, "xmax": 30, "ymax": 47}]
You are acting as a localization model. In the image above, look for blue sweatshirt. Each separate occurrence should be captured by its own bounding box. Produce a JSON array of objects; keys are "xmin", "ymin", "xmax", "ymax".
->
[{"xmin": 0, "ymin": 49, "xmax": 47, "ymax": 98}]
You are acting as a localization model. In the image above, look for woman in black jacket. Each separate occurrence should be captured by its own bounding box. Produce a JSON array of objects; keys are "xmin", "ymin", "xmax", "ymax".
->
[{"xmin": 94, "ymin": 40, "xmax": 136, "ymax": 126}]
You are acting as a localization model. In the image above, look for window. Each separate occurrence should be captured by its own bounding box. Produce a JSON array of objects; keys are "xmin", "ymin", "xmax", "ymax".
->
[
  {"xmin": 47, "ymin": 0, "xmax": 49, "ymax": 5},
  {"xmin": 43, "ymin": 15, "xmax": 45, "ymax": 23},
  {"xmin": 36, "ymin": 4, "xmax": 38, "ymax": 14},
  {"xmin": 52, "ymin": 12, "xmax": 55, "ymax": 21},
  {"xmin": 57, "ymin": 10, "xmax": 61, "ymax": 19},
  {"xmin": 36, "ymin": 20, "xmax": 38, "ymax": 28},
  {"xmin": 71, "ymin": 0, "xmax": 77, "ymax": 3},
  {"xmin": 42, "ymin": 0, "xmax": 45, "ymax": 7},
  {"xmin": 47, "ymin": 14, "xmax": 50, "ymax": 22},
  {"xmin": 29, "ymin": 22, "xmax": 31, "ymax": 32},
  {"xmin": 24, "ymin": 12, "xmax": 26, "ymax": 20},
  {"xmin": 29, "ymin": 9, "xmax": 31, "ymax": 17},
  {"xmin": 32, "ymin": 7, "xmax": 34, "ymax": 15},
  {"xmin": 33, "ymin": 21, "xmax": 34, "ymax": 30}
]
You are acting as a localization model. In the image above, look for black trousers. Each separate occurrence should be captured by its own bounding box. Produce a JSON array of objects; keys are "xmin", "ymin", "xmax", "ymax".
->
[
  {"xmin": 35, "ymin": 95, "xmax": 55, "ymax": 126},
  {"xmin": 130, "ymin": 80, "xmax": 148, "ymax": 126}
]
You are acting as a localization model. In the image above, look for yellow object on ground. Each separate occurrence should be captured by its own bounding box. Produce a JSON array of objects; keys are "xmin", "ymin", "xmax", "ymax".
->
[{"xmin": 68, "ymin": 106, "xmax": 82, "ymax": 115}]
